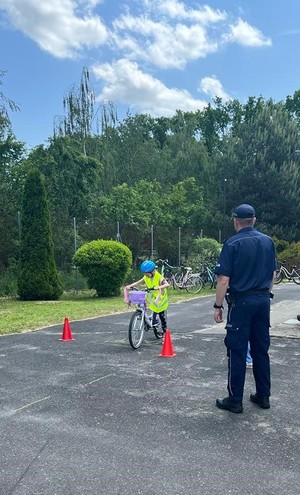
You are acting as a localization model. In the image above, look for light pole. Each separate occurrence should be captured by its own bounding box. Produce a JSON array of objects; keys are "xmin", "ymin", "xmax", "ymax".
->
[
  {"xmin": 223, "ymin": 178, "xmax": 227, "ymax": 240},
  {"xmin": 223, "ymin": 179, "xmax": 227, "ymax": 216}
]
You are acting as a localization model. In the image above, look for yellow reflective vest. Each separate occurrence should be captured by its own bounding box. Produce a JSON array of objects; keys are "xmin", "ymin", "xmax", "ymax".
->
[{"xmin": 143, "ymin": 270, "xmax": 168, "ymax": 313}]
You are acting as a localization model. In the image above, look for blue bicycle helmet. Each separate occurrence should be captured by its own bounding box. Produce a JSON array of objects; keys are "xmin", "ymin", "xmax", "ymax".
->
[{"xmin": 140, "ymin": 260, "xmax": 156, "ymax": 273}]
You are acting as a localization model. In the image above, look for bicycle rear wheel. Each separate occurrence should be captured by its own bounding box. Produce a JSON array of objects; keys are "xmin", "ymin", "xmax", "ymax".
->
[
  {"xmin": 128, "ymin": 310, "xmax": 145, "ymax": 349},
  {"xmin": 185, "ymin": 275, "xmax": 203, "ymax": 294},
  {"xmin": 153, "ymin": 321, "xmax": 163, "ymax": 339}
]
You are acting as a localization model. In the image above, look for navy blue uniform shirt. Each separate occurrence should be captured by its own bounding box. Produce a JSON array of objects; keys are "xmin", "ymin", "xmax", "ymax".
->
[{"xmin": 215, "ymin": 227, "xmax": 276, "ymax": 292}]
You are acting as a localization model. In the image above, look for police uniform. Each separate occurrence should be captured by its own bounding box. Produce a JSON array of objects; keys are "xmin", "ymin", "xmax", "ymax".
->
[{"xmin": 215, "ymin": 206, "xmax": 277, "ymax": 407}]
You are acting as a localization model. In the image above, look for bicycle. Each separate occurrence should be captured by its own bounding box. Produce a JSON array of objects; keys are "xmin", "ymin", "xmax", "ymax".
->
[
  {"xmin": 274, "ymin": 261, "xmax": 300, "ymax": 285},
  {"xmin": 198, "ymin": 263, "xmax": 218, "ymax": 289},
  {"xmin": 156, "ymin": 259, "xmax": 203, "ymax": 294},
  {"xmin": 155, "ymin": 258, "xmax": 177, "ymax": 286},
  {"xmin": 126, "ymin": 288, "xmax": 164, "ymax": 349}
]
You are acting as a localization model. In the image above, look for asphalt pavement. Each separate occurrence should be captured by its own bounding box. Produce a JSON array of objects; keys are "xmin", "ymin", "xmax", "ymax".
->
[{"xmin": 0, "ymin": 284, "xmax": 299, "ymax": 495}]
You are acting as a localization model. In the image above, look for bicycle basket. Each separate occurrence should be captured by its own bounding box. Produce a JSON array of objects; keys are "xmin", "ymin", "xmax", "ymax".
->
[{"xmin": 128, "ymin": 290, "xmax": 146, "ymax": 304}]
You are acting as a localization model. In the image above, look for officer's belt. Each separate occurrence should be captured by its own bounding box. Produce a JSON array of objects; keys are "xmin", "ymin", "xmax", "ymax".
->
[{"xmin": 229, "ymin": 289, "xmax": 270, "ymax": 296}]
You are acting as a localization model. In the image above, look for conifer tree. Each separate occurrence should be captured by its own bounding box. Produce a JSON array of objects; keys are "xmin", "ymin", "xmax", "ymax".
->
[{"xmin": 18, "ymin": 168, "xmax": 63, "ymax": 300}]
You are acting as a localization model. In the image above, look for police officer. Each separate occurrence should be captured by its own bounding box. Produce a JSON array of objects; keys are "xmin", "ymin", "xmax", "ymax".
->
[{"xmin": 213, "ymin": 204, "xmax": 277, "ymax": 413}]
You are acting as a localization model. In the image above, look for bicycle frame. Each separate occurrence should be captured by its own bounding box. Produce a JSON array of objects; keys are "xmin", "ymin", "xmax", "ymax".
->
[
  {"xmin": 126, "ymin": 290, "xmax": 163, "ymax": 349},
  {"xmin": 206, "ymin": 266, "xmax": 216, "ymax": 283},
  {"xmin": 136, "ymin": 302, "xmax": 152, "ymax": 327}
]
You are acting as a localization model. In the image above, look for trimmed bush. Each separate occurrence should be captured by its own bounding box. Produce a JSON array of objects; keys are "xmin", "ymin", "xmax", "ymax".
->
[{"xmin": 73, "ymin": 240, "xmax": 132, "ymax": 297}]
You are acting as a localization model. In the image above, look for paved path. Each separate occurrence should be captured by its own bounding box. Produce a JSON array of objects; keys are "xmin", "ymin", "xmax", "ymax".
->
[{"xmin": 0, "ymin": 284, "xmax": 299, "ymax": 495}]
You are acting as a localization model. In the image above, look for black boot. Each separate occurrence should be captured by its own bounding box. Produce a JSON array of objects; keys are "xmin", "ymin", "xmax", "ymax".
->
[{"xmin": 216, "ymin": 397, "xmax": 243, "ymax": 413}]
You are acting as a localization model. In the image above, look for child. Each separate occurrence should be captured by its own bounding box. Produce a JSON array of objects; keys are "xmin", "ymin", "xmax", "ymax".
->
[{"xmin": 125, "ymin": 260, "xmax": 169, "ymax": 333}]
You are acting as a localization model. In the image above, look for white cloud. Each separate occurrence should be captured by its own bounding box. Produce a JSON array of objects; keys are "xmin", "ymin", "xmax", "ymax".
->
[
  {"xmin": 225, "ymin": 18, "xmax": 272, "ymax": 47},
  {"xmin": 112, "ymin": 14, "xmax": 219, "ymax": 69},
  {"xmin": 0, "ymin": 0, "xmax": 107, "ymax": 58},
  {"xmin": 111, "ymin": 2, "xmax": 228, "ymax": 69},
  {"xmin": 146, "ymin": 0, "xmax": 227, "ymax": 23},
  {"xmin": 199, "ymin": 76, "xmax": 231, "ymax": 101},
  {"xmin": 111, "ymin": 4, "xmax": 271, "ymax": 70},
  {"xmin": 92, "ymin": 58, "xmax": 207, "ymax": 116}
]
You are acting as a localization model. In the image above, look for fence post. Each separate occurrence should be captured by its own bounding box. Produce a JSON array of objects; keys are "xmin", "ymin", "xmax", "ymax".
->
[
  {"xmin": 116, "ymin": 221, "xmax": 122, "ymax": 242},
  {"xmin": 178, "ymin": 227, "xmax": 181, "ymax": 265},
  {"xmin": 73, "ymin": 217, "xmax": 78, "ymax": 293}
]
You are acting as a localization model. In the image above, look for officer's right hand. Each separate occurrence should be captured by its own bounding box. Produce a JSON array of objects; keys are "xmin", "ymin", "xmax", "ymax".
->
[{"xmin": 214, "ymin": 308, "xmax": 223, "ymax": 323}]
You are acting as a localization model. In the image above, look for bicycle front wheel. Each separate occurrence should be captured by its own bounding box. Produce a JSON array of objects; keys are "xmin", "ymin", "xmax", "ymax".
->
[
  {"xmin": 128, "ymin": 310, "xmax": 145, "ymax": 349},
  {"xmin": 185, "ymin": 275, "xmax": 203, "ymax": 294},
  {"xmin": 274, "ymin": 271, "xmax": 283, "ymax": 284}
]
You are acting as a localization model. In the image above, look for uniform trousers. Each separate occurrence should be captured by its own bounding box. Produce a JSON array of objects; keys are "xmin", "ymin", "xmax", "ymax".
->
[{"xmin": 225, "ymin": 294, "xmax": 271, "ymax": 402}]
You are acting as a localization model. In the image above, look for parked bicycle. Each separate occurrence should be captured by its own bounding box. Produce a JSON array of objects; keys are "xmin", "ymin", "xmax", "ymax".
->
[
  {"xmin": 126, "ymin": 288, "xmax": 163, "ymax": 349},
  {"xmin": 198, "ymin": 263, "xmax": 217, "ymax": 289},
  {"xmin": 274, "ymin": 261, "xmax": 300, "ymax": 285},
  {"xmin": 156, "ymin": 259, "xmax": 203, "ymax": 294},
  {"xmin": 155, "ymin": 259, "xmax": 176, "ymax": 286}
]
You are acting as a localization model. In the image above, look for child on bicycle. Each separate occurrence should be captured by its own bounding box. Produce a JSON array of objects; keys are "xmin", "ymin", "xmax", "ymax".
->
[{"xmin": 125, "ymin": 260, "xmax": 170, "ymax": 333}]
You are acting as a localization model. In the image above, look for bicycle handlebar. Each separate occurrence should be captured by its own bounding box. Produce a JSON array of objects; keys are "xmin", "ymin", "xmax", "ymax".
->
[
  {"xmin": 156, "ymin": 259, "xmax": 176, "ymax": 269},
  {"xmin": 130, "ymin": 287, "xmax": 155, "ymax": 292}
]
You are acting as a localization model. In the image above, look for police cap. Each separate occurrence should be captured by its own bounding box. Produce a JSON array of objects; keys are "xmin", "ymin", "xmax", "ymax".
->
[{"xmin": 233, "ymin": 204, "xmax": 255, "ymax": 219}]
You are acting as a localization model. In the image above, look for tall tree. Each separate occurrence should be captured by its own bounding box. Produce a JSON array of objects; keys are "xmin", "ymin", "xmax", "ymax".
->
[
  {"xmin": 0, "ymin": 133, "xmax": 25, "ymax": 271},
  {"xmin": 53, "ymin": 67, "xmax": 117, "ymax": 155},
  {"xmin": 18, "ymin": 168, "xmax": 63, "ymax": 300},
  {"xmin": 0, "ymin": 70, "xmax": 25, "ymax": 272}
]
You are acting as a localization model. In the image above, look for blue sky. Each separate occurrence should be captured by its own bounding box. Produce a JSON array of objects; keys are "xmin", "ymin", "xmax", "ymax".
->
[{"xmin": 1, "ymin": 0, "xmax": 300, "ymax": 149}]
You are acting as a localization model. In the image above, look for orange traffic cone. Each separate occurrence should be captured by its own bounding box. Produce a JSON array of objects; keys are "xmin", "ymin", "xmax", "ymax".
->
[
  {"xmin": 60, "ymin": 317, "xmax": 74, "ymax": 341},
  {"xmin": 159, "ymin": 329, "xmax": 176, "ymax": 357}
]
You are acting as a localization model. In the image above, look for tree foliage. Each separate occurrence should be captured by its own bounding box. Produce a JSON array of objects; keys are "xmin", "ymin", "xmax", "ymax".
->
[
  {"xmin": 18, "ymin": 168, "xmax": 63, "ymax": 300},
  {"xmin": 0, "ymin": 70, "xmax": 19, "ymax": 133},
  {"xmin": 0, "ymin": 71, "xmax": 25, "ymax": 272}
]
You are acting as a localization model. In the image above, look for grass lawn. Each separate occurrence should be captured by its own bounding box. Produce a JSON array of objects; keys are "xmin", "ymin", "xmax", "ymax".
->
[{"xmin": 0, "ymin": 288, "xmax": 213, "ymax": 335}]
